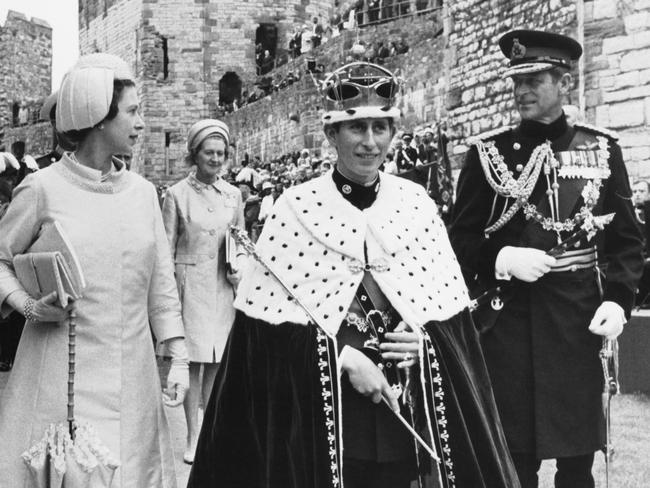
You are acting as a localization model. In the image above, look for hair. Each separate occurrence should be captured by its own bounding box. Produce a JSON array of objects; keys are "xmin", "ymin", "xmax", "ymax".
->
[
  {"xmin": 324, "ymin": 118, "xmax": 395, "ymax": 135},
  {"xmin": 548, "ymin": 66, "xmax": 570, "ymax": 82},
  {"xmin": 61, "ymin": 79, "xmax": 136, "ymax": 145},
  {"xmin": 185, "ymin": 133, "xmax": 229, "ymax": 166}
]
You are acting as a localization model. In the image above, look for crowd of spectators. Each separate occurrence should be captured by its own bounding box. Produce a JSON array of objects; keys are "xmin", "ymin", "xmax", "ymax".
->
[
  {"xmin": 217, "ymin": 71, "xmax": 302, "ymax": 115},
  {"xmin": 156, "ymin": 122, "xmax": 451, "ymax": 240},
  {"xmin": 218, "ymin": 35, "xmax": 409, "ymax": 116},
  {"xmin": 219, "ymin": 0, "xmax": 429, "ymax": 117}
]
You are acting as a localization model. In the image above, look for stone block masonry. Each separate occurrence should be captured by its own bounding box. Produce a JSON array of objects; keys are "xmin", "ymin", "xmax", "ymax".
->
[
  {"xmin": 0, "ymin": 10, "xmax": 53, "ymax": 155},
  {"xmin": 224, "ymin": 10, "xmax": 446, "ymax": 164},
  {"xmin": 585, "ymin": 0, "xmax": 650, "ymax": 179},
  {"xmin": 79, "ymin": 0, "xmax": 334, "ymax": 184},
  {"xmin": 445, "ymin": 0, "xmax": 578, "ymax": 156},
  {"xmin": 74, "ymin": 0, "xmax": 650, "ymax": 185}
]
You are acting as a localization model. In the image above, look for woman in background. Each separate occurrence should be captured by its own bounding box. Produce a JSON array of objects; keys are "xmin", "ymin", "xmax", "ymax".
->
[{"xmin": 161, "ymin": 119, "xmax": 244, "ymax": 464}]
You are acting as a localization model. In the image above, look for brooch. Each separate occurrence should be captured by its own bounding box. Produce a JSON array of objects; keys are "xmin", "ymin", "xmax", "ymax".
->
[{"xmin": 348, "ymin": 258, "xmax": 390, "ymax": 274}]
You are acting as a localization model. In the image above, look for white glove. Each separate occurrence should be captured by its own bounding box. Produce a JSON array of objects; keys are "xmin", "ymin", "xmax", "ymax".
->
[
  {"xmin": 589, "ymin": 301, "xmax": 626, "ymax": 339},
  {"xmin": 495, "ymin": 246, "xmax": 556, "ymax": 282},
  {"xmin": 163, "ymin": 337, "xmax": 189, "ymax": 407}
]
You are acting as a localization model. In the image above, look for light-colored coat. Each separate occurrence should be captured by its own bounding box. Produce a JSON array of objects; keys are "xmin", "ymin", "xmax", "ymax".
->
[
  {"xmin": 0, "ymin": 155, "xmax": 184, "ymax": 488},
  {"xmin": 161, "ymin": 174, "xmax": 244, "ymax": 362}
]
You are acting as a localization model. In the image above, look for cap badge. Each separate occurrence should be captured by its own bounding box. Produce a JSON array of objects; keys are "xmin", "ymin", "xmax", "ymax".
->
[
  {"xmin": 342, "ymin": 184, "xmax": 352, "ymax": 195},
  {"xmin": 511, "ymin": 38, "xmax": 526, "ymax": 59}
]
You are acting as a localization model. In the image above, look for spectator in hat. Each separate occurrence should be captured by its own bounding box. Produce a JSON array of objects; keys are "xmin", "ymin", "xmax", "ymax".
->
[
  {"xmin": 161, "ymin": 118, "xmax": 245, "ymax": 464},
  {"xmin": 258, "ymin": 180, "xmax": 275, "ymax": 224},
  {"xmin": 0, "ymin": 52, "xmax": 190, "ymax": 486},
  {"xmin": 311, "ymin": 16, "xmax": 323, "ymax": 48},
  {"xmin": 260, "ymin": 50, "xmax": 274, "ymax": 75},
  {"xmin": 418, "ymin": 126, "xmax": 437, "ymax": 164},
  {"xmin": 394, "ymin": 133, "xmax": 419, "ymax": 171},
  {"xmin": 297, "ymin": 148, "xmax": 311, "ymax": 168},
  {"xmin": 235, "ymin": 157, "xmax": 261, "ymax": 188},
  {"xmin": 237, "ymin": 180, "xmax": 261, "ymax": 237}
]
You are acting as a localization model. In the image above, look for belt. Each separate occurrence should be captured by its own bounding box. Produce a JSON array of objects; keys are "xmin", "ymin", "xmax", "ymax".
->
[{"xmin": 549, "ymin": 247, "xmax": 597, "ymax": 273}]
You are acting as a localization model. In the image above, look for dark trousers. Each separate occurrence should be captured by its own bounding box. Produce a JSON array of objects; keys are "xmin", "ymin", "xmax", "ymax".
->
[
  {"xmin": 512, "ymin": 452, "xmax": 595, "ymax": 488},
  {"xmin": 343, "ymin": 458, "xmax": 414, "ymax": 488}
]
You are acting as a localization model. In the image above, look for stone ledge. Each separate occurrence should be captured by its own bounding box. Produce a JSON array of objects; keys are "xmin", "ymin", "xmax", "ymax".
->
[
  {"xmin": 625, "ymin": 12, "xmax": 650, "ymax": 33},
  {"xmin": 593, "ymin": 0, "xmax": 618, "ymax": 19},
  {"xmin": 620, "ymin": 47, "xmax": 650, "ymax": 71},
  {"xmin": 603, "ymin": 84, "xmax": 650, "ymax": 103},
  {"xmin": 602, "ymin": 35, "xmax": 629, "ymax": 54},
  {"xmin": 608, "ymin": 100, "xmax": 646, "ymax": 128}
]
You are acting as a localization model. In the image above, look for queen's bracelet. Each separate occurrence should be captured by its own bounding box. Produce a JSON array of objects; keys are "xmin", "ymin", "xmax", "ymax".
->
[{"xmin": 23, "ymin": 297, "xmax": 36, "ymax": 322}]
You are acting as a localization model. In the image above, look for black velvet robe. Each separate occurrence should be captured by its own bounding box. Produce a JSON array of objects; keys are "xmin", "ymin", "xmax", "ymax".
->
[{"xmin": 187, "ymin": 309, "xmax": 520, "ymax": 488}]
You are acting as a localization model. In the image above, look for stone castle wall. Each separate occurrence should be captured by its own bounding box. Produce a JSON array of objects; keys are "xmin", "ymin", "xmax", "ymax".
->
[
  {"xmin": 0, "ymin": 10, "xmax": 52, "ymax": 155},
  {"xmin": 445, "ymin": 0, "xmax": 577, "ymax": 156},
  {"xmin": 584, "ymin": 0, "xmax": 650, "ymax": 178},
  {"xmin": 75, "ymin": 0, "xmax": 650, "ymax": 184},
  {"xmin": 79, "ymin": 0, "xmax": 335, "ymax": 182},
  {"xmin": 224, "ymin": 10, "xmax": 446, "ymax": 163},
  {"xmin": 3, "ymin": 122, "xmax": 54, "ymax": 156},
  {"xmin": 79, "ymin": 0, "xmax": 142, "ymax": 68},
  {"xmin": 225, "ymin": 0, "xmax": 576, "ymax": 165}
]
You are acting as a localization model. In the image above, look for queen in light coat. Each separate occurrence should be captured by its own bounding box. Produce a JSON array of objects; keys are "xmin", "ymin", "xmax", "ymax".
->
[{"xmin": 0, "ymin": 53, "xmax": 189, "ymax": 488}]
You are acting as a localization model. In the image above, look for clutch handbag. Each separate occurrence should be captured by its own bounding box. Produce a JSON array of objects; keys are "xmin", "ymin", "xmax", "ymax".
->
[
  {"xmin": 225, "ymin": 230, "xmax": 237, "ymax": 273},
  {"xmin": 12, "ymin": 220, "xmax": 86, "ymax": 308}
]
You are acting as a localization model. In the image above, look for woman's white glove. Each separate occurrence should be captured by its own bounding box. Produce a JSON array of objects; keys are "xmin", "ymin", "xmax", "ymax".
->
[
  {"xmin": 226, "ymin": 268, "xmax": 242, "ymax": 287},
  {"xmin": 495, "ymin": 246, "xmax": 556, "ymax": 282},
  {"xmin": 588, "ymin": 301, "xmax": 626, "ymax": 339},
  {"xmin": 162, "ymin": 337, "xmax": 189, "ymax": 407},
  {"xmin": 227, "ymin": 254, "xmax": 248, "ymax": 288}
]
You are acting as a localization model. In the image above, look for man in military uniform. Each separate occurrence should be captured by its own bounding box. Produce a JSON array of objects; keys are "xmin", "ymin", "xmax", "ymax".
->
[{"xmin": 450, "ymin": 30, "xmax": 644, "ymax": 488}]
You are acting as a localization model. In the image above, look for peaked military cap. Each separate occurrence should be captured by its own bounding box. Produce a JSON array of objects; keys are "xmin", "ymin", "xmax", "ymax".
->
[{"xmin": 499, "ymin": 29, "xmax": 582, "ymax": 78}]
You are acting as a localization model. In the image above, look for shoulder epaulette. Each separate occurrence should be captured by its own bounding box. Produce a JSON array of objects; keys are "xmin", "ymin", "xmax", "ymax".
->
[
  {"xmin": 573, "ymin": 122, "xmax": 619, "ymax": 141},
  {"xmin": 467, "ymin": 125, "xmax": 514, "ymax": 145}
]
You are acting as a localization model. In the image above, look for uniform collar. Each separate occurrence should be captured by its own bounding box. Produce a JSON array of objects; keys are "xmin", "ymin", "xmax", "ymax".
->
[
  {"xmin": 519, "ymin": 112, "xmax": 568, "ymax": 140},
  {"xmin": 331, "ymin": 166, "xmax": 380, "ymax": 210},
  {"xmin": 187, "ymin": 171, "xmax": 223, "ymax": 193}
]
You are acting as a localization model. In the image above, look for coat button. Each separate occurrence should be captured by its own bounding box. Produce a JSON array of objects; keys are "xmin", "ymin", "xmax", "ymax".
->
[
  {"xmin": 209, "ymin": 254, "xmax": 216, "ymax": 259},
  {"xmin": 208, "ymin": 207, "xmax": 214, "ymax": 212},
  {"xmin": 570, "ymin": 265, "xmax": 577, "ymax": 272}
]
